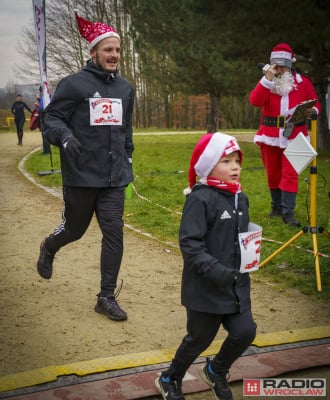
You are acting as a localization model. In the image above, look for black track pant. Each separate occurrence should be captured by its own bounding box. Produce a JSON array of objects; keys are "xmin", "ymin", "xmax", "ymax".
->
[
  {"xmin": 14, "ymin": 118, "xmax": 25, "ymax": 143},
  {"xmin": 45, "ymin": 186, "xmax": 125, "ymax": 295},
  {"xmin": 166, "ymin": 308, "xmax": 257, "ymax": 379}
]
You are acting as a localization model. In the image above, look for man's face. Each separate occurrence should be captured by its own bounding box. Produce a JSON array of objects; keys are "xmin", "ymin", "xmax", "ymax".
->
[
  {"xmin": 274, "ymin": 65, "xmax": 290, "ymax": 76},
  {"xmin": 90, "ymin": 37, "xmax": 121, "ymax": 73}
]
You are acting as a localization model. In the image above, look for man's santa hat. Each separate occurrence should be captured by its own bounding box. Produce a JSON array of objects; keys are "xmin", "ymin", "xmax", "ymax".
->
[
  {"xmin": 183, "ymin": 132, "xmax": 243, "ymax": 195},
  {"xmin": 75, "ymin": 11, "xmax": 120, "ymax": 50},
  {"xmin": 270, "ymin": 43, "xmax": 296, "ymax": 68}
]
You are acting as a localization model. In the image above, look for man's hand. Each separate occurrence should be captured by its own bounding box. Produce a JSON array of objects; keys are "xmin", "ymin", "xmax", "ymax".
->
[
  {"xmin": 265, "ymin": 64, "xmax": 278, "ymax": 81},
  {"xmin": 62, "ymin": 136, "xmax": 81, "ymax": 157},
  {"xmin": 305, "ymin": 107, "xmax": 315, "ymax": 119}
]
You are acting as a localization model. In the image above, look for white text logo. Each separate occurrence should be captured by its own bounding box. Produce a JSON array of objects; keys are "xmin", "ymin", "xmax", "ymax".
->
[{"xmin": 243, "ymin": 378, "xmax": 326, "ymax": 397}]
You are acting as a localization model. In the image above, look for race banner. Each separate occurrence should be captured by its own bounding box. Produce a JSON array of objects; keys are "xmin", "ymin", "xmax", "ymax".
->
[{"xmin": 32, "ymin": 0, "xmax": 51, "ymax": 107}]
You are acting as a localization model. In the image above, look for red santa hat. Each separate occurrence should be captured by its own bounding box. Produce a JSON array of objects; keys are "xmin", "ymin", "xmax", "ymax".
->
[
  {"xmin": 183, "ymin": 132, "xmax": 243, "ymax": 195},
  {"xmin": 270, "ymin": 43, "xmax": 296, "ymax": 68},
  {"xmin": 75, "ymin": 11, "xmax": 120, "ymax": 50}
]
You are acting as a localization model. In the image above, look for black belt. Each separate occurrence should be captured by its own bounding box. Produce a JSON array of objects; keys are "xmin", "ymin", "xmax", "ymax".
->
[{"xmin": 262, "ymin": 116, "xmax": 306, "ymax": 128}]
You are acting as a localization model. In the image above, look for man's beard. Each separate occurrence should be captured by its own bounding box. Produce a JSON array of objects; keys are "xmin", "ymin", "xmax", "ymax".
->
[
  {"xmin": 271, "ymin": 72, "xmax": 296, "ymax": 96},
  {"xmin": 94, "ymin": 53, "xmax": 117, "ymax": 73}
]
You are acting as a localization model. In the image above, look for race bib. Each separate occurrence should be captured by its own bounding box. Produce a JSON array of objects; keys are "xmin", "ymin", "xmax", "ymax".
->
[
  {"xmin": 239, "ymin": 222, "xmax": 262, "ymax": 273},
  {"xmin": 89, "ymin": 98, "xmax": 123, "ymax": 126}
]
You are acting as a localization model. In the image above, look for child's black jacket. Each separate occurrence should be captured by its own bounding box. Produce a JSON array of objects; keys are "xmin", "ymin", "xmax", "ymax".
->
[{"xmin": 179, "ymin": 184, "xmax": 251, "ymax": 314}]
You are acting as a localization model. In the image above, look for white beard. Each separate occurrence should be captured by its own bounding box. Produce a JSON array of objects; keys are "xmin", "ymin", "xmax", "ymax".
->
[{"xmin": 271, "ymin": 72, "xmax": 296, "ymax": 96}]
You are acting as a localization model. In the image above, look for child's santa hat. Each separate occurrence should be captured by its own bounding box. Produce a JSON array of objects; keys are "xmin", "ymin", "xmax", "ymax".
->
[
  {"xmin": 183, "ymin": 132, "xmax": 242, "ymax": 195},
  {"xmin": 270, "ymin": 43, "xmax": 296, "ymax": 68},
  {"xmin": 75, "ymin": 11, "xmax": 120, "ymax": 50}
]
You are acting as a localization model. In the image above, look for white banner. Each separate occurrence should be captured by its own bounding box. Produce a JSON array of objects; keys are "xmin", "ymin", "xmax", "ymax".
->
[{"xmin": 32, "ymin": 0, "xmax": 51, "ymax": 107}]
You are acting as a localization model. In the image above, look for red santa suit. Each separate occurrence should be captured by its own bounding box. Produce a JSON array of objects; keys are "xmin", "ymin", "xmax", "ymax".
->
[
  {"xmin": 250, "ymin": 72, "xmax": 321, "ymax": 192},
  {"xmin": 249, "ymin": 43, "xmax": 321, "ymax": 227}
]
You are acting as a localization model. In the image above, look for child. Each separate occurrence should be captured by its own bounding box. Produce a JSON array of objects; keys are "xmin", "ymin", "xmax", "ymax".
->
[{"xmin": 155, "ymin": 132, "xmax": 257, "ymax": 400}]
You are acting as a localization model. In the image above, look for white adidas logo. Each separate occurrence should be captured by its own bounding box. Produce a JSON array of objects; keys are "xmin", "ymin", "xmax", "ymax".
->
[
  {"xmin": 93, "ymin": 91, "xmax": 102, "ymax": 98},
  {"xmin": 220, "ymin": 210, "xmax": 231, "ymax": 219}
]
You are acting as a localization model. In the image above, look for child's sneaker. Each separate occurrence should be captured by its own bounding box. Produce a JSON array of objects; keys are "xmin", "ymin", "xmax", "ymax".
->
[
  {"xmin": 155, "ymin": 374, "xmax": 185, "ymax": 400},
  {"xmin": 199, "ymin": 359, "xmax": 233, "ymax": 400}
]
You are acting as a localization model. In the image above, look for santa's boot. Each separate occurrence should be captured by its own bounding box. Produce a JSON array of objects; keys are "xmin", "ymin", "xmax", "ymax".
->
[
  {"xmin": 281, "ymin": 191, "xmax": 301, "ymax": 227},
  {"xmin": 269, "ymin": 189, "xmax": 282, "ymax": 217}
]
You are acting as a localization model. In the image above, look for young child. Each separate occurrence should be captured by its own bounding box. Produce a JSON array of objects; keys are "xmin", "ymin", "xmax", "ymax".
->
[{"xmin": 155, "ymin": 132, "xmax": 257, "ymax": 400}]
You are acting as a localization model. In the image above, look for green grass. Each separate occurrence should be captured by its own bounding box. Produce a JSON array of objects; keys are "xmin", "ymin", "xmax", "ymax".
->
[{"xmin": 24, "ymin": 131, "xmax": 330, "ymax": 299}]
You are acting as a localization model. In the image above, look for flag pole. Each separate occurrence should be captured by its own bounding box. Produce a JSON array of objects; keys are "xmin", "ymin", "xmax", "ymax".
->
[{"xmin": 32, "ymin": 0, "xmax": 61, "ymax": 176}]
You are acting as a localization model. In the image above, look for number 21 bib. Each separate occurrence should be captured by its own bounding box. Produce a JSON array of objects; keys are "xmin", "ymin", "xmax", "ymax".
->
[{"xmin": 89, "ymin": 98, "xmax": 123, "ymax": 126}]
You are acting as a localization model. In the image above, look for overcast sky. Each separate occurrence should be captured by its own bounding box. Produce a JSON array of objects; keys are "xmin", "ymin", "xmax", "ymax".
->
[{"xmin": 0, "ymin": 0, "xmax": 34, "ymax": 88}]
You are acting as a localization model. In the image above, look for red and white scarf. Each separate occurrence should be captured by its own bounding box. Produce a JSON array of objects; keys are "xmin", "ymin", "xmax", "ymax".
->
[{"xmin": 200, "ymin": 177, "xmax": 242, "ymax": 194}]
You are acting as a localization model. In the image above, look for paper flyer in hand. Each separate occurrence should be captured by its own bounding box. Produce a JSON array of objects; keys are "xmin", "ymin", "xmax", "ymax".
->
[{"xmin": 239, "ymin": 223, "xmax": 262, "ymax": 273}]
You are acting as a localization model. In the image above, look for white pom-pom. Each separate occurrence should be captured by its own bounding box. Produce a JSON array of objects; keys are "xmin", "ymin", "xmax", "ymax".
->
[
  {"xmin": 292, "ymin": 56, "xmax": 296, "ymax": 63},
  {"xmin": 183, "ymin": 187, "xmax": 192, "ymax": 196}
]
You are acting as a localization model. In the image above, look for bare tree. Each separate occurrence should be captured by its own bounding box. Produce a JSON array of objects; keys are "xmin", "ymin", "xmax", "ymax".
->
[
  {"xmin": 17, "ymin": 0, "xmax": 137, "ymax": 87},
  {"xmin": 13, "ymin": 0, "xmax": 260, "ymax": 132},
  {"xmin": 17, "ymin": 0, "xmax": 103, "ymax": 88}
]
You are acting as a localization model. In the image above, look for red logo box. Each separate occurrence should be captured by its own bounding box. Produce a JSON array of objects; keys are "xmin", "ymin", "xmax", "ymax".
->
[{"xmin": 244, "ymin": 379, "xmax": 261, "ymax": 396}]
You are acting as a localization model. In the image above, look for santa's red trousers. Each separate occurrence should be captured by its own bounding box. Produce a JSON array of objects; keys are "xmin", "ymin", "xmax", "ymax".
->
[{"xmin": 260, "ymin": 143, "xmax": 298, "ymax": 193}]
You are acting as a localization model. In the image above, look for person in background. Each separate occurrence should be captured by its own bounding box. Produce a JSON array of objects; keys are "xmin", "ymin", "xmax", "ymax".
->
[
  {"xmin": 249, "ymin": 43, "xmax": 321, "ymax": 227},
  {"xmin": 35, "ymin": 88, "xmax": 50, "ymax": 154},
  {"xmin": 155, "ymin": 133, "xmax": 257, "ymax": 400},
  {"xmin": 11, "ymin": 94, "xmax": 32, "ymax": 145},
  {"xmin": 37, "ymin": 12, "xmax": 134, "ymax": 322}
]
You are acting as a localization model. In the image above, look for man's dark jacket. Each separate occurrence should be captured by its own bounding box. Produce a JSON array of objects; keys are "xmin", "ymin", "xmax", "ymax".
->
[{"xmin": 41, "ymin": 61, "xmax": 134, "ymax": 188}]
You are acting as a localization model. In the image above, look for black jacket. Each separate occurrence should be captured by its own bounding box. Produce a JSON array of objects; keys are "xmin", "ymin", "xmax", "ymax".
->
[
  {"xmin": 11, "ymin": 101, "xmax": 32, "ymax": 120},
  {"xmin": 179, "ymin": 184, "xmax": 251, "ymax": 314},
  {"xmin": 41, "ymin": 62, "xmax": 134, "ymax": 188}
]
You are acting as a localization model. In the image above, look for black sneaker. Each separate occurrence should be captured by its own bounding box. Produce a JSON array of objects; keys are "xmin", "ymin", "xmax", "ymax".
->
[
  {"xmin": 155, "ymin": 374, "xmax": 185, "ymax": 400},
  {"xmin": 95, "ymin": 294, "xmax": 127, "ymax": 321},
  {"xmin": 37, "ymin": 240, "xmax": 55, "ymax": 279},
  {"xmin": 199, "ymin": 359, "xmax": 233, "ymax": 400}
]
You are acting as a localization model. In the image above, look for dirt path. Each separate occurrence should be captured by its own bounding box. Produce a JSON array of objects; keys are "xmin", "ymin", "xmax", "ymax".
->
[{"xmin": 0, "ymin": 130, "xmax": 329, "ymax": 378}]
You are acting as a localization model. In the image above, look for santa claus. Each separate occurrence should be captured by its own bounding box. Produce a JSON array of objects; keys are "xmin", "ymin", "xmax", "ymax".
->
[{"xmin": 250, "ymin": 43, "xmax": 321, "ymax": 227}]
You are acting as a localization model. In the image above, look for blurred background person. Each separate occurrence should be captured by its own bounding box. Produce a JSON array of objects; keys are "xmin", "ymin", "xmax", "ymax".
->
[{"xmin": 11, "ymin": 94, "xmax": 32, "ymax": 145}]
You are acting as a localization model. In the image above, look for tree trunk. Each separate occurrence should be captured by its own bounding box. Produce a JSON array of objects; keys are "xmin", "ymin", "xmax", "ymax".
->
[
  {"xmin": 207, "ymin": 91, "xmax": 220, "ymax": 133},
  {"xmin": 314, "ymin": 83, "xmax": 330, "ymax": 151}
]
